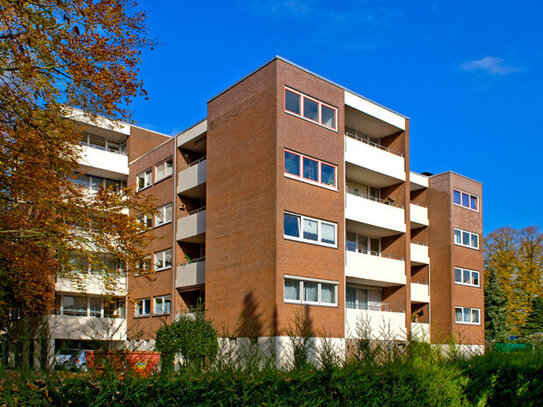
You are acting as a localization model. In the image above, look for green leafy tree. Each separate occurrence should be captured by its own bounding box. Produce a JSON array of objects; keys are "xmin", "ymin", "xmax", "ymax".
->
[
  {"xmin": 484, "ymin": 268, "xmax": 508, "ymax": 341},
  {"xmin": 155, "ymin": 308, "xmax": 218, "ymax": 373},
  {"xmin": 521, "ymin": 297, "xmax": 543, "ymax": 337}
]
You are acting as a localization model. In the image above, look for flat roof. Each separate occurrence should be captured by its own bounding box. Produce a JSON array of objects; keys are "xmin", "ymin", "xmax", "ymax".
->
[{"xmin": 208, "ymin": 55, "xmax": 409, "ymax": 120}]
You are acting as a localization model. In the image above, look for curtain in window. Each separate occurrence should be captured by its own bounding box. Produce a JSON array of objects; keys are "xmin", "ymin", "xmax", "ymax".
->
[
  {"xmin": 321, "ymin": 223, "xmax": 335, "ymax": 245},
  {"xmin": 321, "ymin": 284, "xmax": 335, "ymax": 304},
  {"xmin": 284, "ymin": 279, "xmax": 300, "ymax": 301},
  {"xmin": 304, "ymin": 282, "xmax": 318, "ymax": 302},
  {"xmin": 303, "ymin": 218, "xmax": 318, "ymax": 241},
  {"xmin": 455, "ymin": 308, "xmax": 463, "ymax": 322},
  {"xmin": 346, "ymin": 288, "xmax": 356, "ymax": 309}
]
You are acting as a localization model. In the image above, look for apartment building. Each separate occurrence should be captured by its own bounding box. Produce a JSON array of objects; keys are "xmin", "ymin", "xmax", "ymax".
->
[
  {"xmin": 127, "ymin": 56, "xmax": 485, "ymax": 352},
  {"xmin": 49, "ymin": 111, "xmax": 170, "ymax": 356}
]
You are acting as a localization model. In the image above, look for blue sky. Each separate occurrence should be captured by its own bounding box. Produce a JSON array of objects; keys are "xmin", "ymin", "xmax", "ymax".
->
[{"xmin": 131, "ymin": 0, "xmax": 543, "ymax": 234}]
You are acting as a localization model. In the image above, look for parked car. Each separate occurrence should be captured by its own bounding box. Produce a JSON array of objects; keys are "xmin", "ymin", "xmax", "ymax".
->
[{"xmin": 54, "ymin": 349, "xmax": 88, "ymax": 371}]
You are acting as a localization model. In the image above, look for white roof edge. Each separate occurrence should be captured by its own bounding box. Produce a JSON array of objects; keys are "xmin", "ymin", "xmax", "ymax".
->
[
  {"xmin": 345, "ymin": 91, "xmax": 406, "ymax": 130},
  {"xmin": 176, "ymin": 119, "xmax": 207, "ymax": 148},
  {"xmin": 65, "ymin": 107, "xmax": 131, "ymax": 136}
]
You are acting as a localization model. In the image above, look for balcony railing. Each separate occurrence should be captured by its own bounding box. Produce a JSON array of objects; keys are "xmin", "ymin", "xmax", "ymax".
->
[
  {"xmin": 345, "ymin": 130, "xmax": 403, "ymax": 157},
  {"xmin": 179, "ymin": 206, "xmax": 206, "ymax": 218},
  {"xmin": 346, "ymin": 302, "xmax": 404, "ymax": 313},
  {"xmin": 346, "ymin": 247, "xmax": 404, "ymax": 261},
  {"xmin": 410, "ymin": 201, "xmax": 427, "ymax": 208},
  {"xmin": 411, "ymin": 240, "xmax": 428, "ymax": 246},
  {"xmin": 180, "ymin": 256, "xmax": 205, "ymax": 265},
  {"xmin": 346, "ymin": 187, "xmax": 403, "ymax": 209},
  {"xmin": 187, "ymin": 156, "xmax": 206, "ymax": 168}
]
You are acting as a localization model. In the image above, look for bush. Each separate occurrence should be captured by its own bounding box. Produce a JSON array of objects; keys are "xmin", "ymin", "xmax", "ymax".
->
[{"xmin": 155, "ymin": 310, "xmax": 218, "ymax": 373}]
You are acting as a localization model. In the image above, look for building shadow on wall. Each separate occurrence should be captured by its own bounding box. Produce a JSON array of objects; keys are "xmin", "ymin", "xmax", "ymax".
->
[{"xmin": 236, "ymin": 292, "xmax": 264, "ymax": 338}]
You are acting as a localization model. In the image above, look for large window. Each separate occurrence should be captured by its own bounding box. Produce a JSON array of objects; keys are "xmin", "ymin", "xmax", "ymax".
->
[
  {"xmin": 454, "ymin": 267, "xmax": 480, "ymax": 287},
  {"xmin": 154, "ymin": 249, "xmax": 172, "ymax": 271},
  {"xmin": 155, "ymin": 159, "xmax": 173, "ymax": 182},
  {"xmin": 154, "ymin": 295, "xmax": 171, "ymax": 315},
  {"xmin": 455, "ymin": 306, "xmax": 480, "ymax": 325},
  {"xmin": 284, "ymin": 149, "xmax": 337, "ymax": 189},
  {"xmin": 135, "ymin": 299, "xmax": 151, "ymax": 317},
  {"xmin": 155, "ymin": 203, "xmax": 173, "ymax": 227},
  {"xmin": 454, "ymin": 228, "xmax": 479, "ymax": 250},
  {"xmin": 137, "ymin": 169, "xmax": 153, "ymax": 191},
  {"xmin": 70, "ymin": 174, "xmax": 126, "ymax": 193},
  {"xmin": 79, "ymin": 133, "xmax": 127, "ymax": 155},
  {"xmin": 284, "ymin": 87, "xmax": 337, "ymax": 130},
  {"xmin": 55, "ymin": 294, "xmax": 124, "ymax": 318},
  {"xmin": 139, "ymin": 214, "xmax": 153, "ymax": 228},
  {"xmin": 284, "ymin": 212, "xmax": 337, "ymax": 248},
  {"xmin": 346, "ymin": 286, "xmax": 382, "ymax": 310},
  {"xmin": 453, "ymin": 189, "xmax": 479, "ymax": 211},
  {"xmin": 284, "ymin": 276, "xmax": 338, "ymax": 306},
  {"xmin": 346, "ymin": 232, "xmax": 381, "ymax": 255}
]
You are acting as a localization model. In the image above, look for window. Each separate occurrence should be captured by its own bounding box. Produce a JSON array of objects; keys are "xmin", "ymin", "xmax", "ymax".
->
[
  {"xmin": 453, "ymin": 189, "xmax": 479, "ymax": 211},
  {"xmin": 154, "ymin": 249, "xmax": 172, "ymax": 271},
  {"xmin": 55, "ymin": 295, "xmax": 124, "ymax": 318},
  {"xmin": 455, "ymin": 306, "xmax": 481, "ymax": 325},
  {"xmin": 137, "ymin": 169, "xmax": 153, "ymax": 191},
  {"xmin": 155, "ymin": 203, "xmax": 173, "ymax": 226},
  {"xmin": 135, "ymin": 299, "xmax": 151, "ymax": 317},
  {"xmin": 154, "ymin": 295, "xmax": 171, "ymax": 315},
  {"xmin": 454, "ymin": 228, "xmax": 479, "ymax": 249},
  {"xmin": 137, "ymin": 255, "xmax": 152, "ymax": 274},
  {"xmin": 346, "ymin": 286, "xmax": 382, "ymax": 310},
  {"xmin": 284, "ymin": 277, "xmax": 338, "ymax": 306},
  {"xmin": 345, "ymin": 233, "xmax": 381, "ymax": 255},
  {"xmin": 79, "ymin": 133, "xmax": 127, "ymax": 155},
  {"xmin": 284, "ymin": 87, "xmax": 337, "ymax": 130},
  {"xmin": 155, "ymin": 159, "xmax": 173, "ymax": 182},
  {"xmin": 70, "ymin": 174, "xmax": 125, "ymax": 193},
  {"xmin": 139, "ymin": 214, "xmax": 152, "ymax": 228},
  {"xmin": 62, "ymin": 296, "xmax": 88, "ymax": 316},
  {"xmin": 283, "ymin": 212, "xmax": 337, "ymax": 248},
  {"xmin": 284, "ymin": 149, "xmax": 337, "ymax": 189},
  {"xmin": 454, "ymin": 267, "xmax": 480, "ymax": 287}
]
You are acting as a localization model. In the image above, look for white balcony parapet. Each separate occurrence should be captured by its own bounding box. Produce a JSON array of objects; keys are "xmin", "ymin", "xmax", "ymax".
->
[
  {"xmin": 344, "ymin": 91, "xmax": 406, "ymax": 130},
  {"xmin": 345, "ymin": 134, "xmax": 405, "ymax": 182},
  {"xmin": 410, "ymin": 242, "xmax": 429, "ymax": 265},
  {"xmin": 177, "ymin": 157, "xmax": 206, "ymax": 195},
  {"xmin": 176, "ymin": 258, "xmax": 205, "ymax": 289},
  {"xmin": 78, "ymin": 145, "xmax": 129, "ymax": 176},
  {"xmin": 411, "ymin": 282, "xmax": 430, "ymax": 303},
  {"xmin": 410, "ymin": 172, "xmax": 428, "ymax": 190},
  {"xmin": 345, "ymin": 250, "xmax": 406, "ymax": 286},
  {"xmin": 56, "ymin": 274, "xmax": 126, "ymax": 297},
  {"xmin": 411, "ymin": 322, "xmax": 430, "ymax": 342},
  {"xmin": 345, "ymin": 308, "xmax": 406, "ymax": 340},
  {"xmin": 176, "ymin": 207, "xmax": 206, "ymax": 242},
  {"xmin": 345, "ymin": 190, "xmax": 406, "ymax": 234},
  {"xmin": 410, "ymin": 203, "xmax": 429, "ymax": 228},
  {"xmin": 49, "ymin": 315, "xmax": 126, "ymax": 341}
]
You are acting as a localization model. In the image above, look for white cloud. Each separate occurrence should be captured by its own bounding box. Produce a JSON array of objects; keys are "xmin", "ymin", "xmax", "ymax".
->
[{"xmin": 460, "ymin": 56, "xmax": 520, "ymax": 75}]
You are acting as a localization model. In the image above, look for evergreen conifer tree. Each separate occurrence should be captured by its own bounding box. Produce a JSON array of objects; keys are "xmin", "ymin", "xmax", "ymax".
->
[
  {"xmin": 521, "ymin": 297, "xmax": 543, "ymax": 336},
  {"xmin": 485, "ymin": 268, "xmax": 508, "ymax": 341}
]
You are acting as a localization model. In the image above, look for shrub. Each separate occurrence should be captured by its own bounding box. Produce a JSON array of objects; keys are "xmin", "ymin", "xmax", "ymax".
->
[{"xmin": 155, "ymin": 310, "xmax": 218, "ymax": 373}]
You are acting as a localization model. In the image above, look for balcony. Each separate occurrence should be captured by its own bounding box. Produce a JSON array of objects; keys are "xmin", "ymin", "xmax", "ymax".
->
[
  {"xmin": 410, "ymin": 171, "xmax": 428, "ymax": 191},
  {"xmin": 345, "ymin": 249, "xmax": 406, "ymax": 286},
  {"xmin": 345, "ymin": 307, "xmax": 406, "ymax": 340},
  {"xmin": 77, "ymin": 145, "xmax": 129, "ymax": 178},
  {"xmin": 176, "ymin": 258, "xmax": 205, "ymax": 289},
  {"xmin": 177, "ymin": 157, "xmax": 206, "ymax": 198},
  {"xmin": 411, "ymin": 283, "xmax": 430, "ymax": 303},
  {"xmin": 345, "ymin": 189, "xmax": 406, "ymax": 236},
  {"xmin": 410, "ymin": 202, "xmax": 429, "ymax": 228},
  {"xmin": 410, "ymin": 242, "xmax": 429, "ymax": 265},
  {"xmin": 49, "ymin": 315, "xmax": 126, "ymax": 341},
  {"xmin": 344, "ymin": 133, "xmax": 405, "ymax": 187},
  {"xmin": 411, "ymin": 322, "xmax": 430, "ymax": 341},
  {"xmin": 176, "ymin": 207, "xmax": 206, "ymax": 243},
  {"xmin": 56, "ymin": 274, "xmax": 126, "ymax": 297}
]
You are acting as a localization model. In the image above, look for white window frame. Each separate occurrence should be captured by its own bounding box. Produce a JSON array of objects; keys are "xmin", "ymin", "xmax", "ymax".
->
[
  {"xmin": 455, "ymin": 306, "xmax": 481, "ymax": 325},
  {"xmin": 55, "ymin": 294, "xmax": 125, "ymax": 318},
  {"xmin": 155, "ymin": 159, "xmax": 173, "ymax": 182},
  {"xmin": 283, "ymin": 275, "xmax": 338, "ymax": 307},
  {"xmin": 283, "ymin": 149, "xmax": 337, "ymax": 191},
  {"xmin": 283, "ymin": 212, "xmax": 337, "ymax": 248},
  {"xmin": 284, "ymin": 87, "xmax": 338, "ymax": 131},
  {"xmin": 155, "ymin": 202, "xmax": 173, "ymax": 227},
  {"xmin": 135, "ymin": 298, "xmax": 151, "ymax": 317},
  {"xmin": 453, "ymin": 189, "xmax": 479, "ymax": 212},
  {"xmin": 453, "ymin": 228, "xmax": 479, "ymax": 250},
  {"xmin": 138, "ymin": 214, "xmax": 153, "ymax": 228},
  {"xmin": 454, "ymin": 267, "xmax": 480, "ymax": 287},
  {"xmin": 154, "ymin": 295, "xmax": 172, "ymax": 316},
  {"xmin": 136, "ymin": 169, "xmax": 153, "ymax": 191},
  {"xmin": 154, "ymin": 249, "xmax": 172, "ymax": 271}
]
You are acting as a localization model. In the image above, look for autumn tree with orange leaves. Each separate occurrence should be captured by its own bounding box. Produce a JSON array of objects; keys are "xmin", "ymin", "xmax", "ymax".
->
[{"xmin": 0, "ymin": 0, "xmax": 156, "ymax": 322}]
